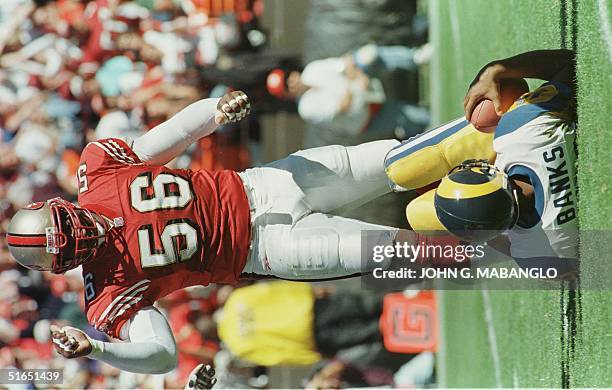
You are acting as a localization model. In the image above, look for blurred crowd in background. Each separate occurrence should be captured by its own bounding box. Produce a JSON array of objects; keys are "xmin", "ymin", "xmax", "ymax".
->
[{"xmin": 0, "ymin": 0, "xmax": 432, "ymax": 388}]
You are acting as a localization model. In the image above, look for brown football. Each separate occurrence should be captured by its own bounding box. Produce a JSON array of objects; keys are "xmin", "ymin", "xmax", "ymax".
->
[{"xmin": 470, "ymin": 78, "xmax": 529, "ymax": 133}]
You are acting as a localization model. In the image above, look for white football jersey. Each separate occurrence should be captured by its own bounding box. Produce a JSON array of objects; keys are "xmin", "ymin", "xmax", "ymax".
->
[{"xmin": 493, "ymin": 81, "xmax": 578, "ymax": 259}]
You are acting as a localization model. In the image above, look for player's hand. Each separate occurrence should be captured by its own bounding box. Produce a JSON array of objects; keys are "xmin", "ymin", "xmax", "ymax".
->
[
  {"xmin": 184, "ymin": 364, "xmax": 217, "ymax": 390},
  {"xmin": 464, "ymin": 62, "xmax": 505, "ymax": 119},
  {"xmin": 50, "ymin": 324, "xmax": 92, "ymax": 359},
  {"xmin": 215, "ymin": 91, "xmax": 250, "ymax": 125}
]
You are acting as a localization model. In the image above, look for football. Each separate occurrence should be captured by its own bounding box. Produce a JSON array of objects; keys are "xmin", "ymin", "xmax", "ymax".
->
[{"xmin": 469, "ymin": 78, "xmax": 529, "ymax": 133}]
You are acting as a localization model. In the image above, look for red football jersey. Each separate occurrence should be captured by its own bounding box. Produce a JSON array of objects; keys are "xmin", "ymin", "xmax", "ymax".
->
[{"xmin": 78, "ymin": 138, "xmax": 251, "ymax": 338}]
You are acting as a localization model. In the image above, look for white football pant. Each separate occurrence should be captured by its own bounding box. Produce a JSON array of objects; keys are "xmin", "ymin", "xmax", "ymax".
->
[{"xmin": 239, "ymin": 139, "xmax": 400, "ymax": 279}]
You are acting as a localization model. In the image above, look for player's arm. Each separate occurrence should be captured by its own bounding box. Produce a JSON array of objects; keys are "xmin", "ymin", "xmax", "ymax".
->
[
  {"xmin": 132, "ymin": 91, "xmax": 250, "ymax": 165},
  {"xmin": 464, "ymin": 49, "xmax": 575, "ymax": 117},
  {"xmin": 50, "ymin": 306, "xmax": 178, "ymax": 374}
]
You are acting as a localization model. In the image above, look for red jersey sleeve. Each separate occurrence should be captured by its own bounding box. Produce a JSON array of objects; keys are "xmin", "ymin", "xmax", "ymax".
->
[
  {"xmin": 78, "ymin": 138, "xmax": 142, "ymax": 198},
  {"xmin": 79, "ymin": 138, "xmax": 142, "ymax": 173},
  {"xmin": 84, "ymin": 275, "xmax": 153, "ymax": 340}
]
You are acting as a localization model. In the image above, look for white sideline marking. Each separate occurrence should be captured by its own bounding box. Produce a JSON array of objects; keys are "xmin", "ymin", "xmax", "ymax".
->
[
  {"xmin": 437, "ymin": 289, "xmax": 447, "ymax": 387},
  {"xmin": 429, "ymin": 4, "xmax": 446, "ymax": 385},
  {"xmin": 597, "ymin": 0, "xmax": 612, "ymax": 62},
  {"xmin": 448, "ymin": 0, "xmax": 465, "ymax": 81},
  {"xmin": 430, "ymin": 0, "xmax": 442, "ymax": 124},
  {"xmin": 482, "ymin": 287, "xmax": 503, "ymax": 388},
  {"xmin": 512, "ymin": 366, "xmax": 519, "ymax": 388}
]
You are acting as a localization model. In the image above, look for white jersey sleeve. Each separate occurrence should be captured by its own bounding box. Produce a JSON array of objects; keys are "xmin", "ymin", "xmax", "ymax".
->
[
  {"xmin": 131, "ymin": 98, "xmax": 220, "ymax": 165},
  {"xmin": 87, "ymin": 306, "xmax": 177, "ymax": 374},
  {"xmin": 493, "ymin": 81, "xmax": 578, "ymax": 259}
]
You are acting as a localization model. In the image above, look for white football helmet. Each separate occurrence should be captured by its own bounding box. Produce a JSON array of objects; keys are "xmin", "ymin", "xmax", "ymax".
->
[{"xmin": 6, "ymin": 198, "xmax": 108, "ymax": 274}]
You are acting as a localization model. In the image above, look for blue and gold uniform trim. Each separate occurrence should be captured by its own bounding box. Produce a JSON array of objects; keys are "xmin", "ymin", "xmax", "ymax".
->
[
  {"xmin": 385, "ymin": 118, "xmax": 469, "ymax": 167},
  {"xmin": 436, "ymin": 168, "xmax": 506, "ymax": 199},
  {"xmin": 385, "ymin": 118, "xmax": 496, "ymax": 190},
  {"xmin": 506, "ymin": 164, "xmax": 544, "ymax": 228},
  {"xmin": 496, "ymin": 81, "xmax": 573, "ymax": 139},
  {"xmin": 434, "ymin": 165, "xmax": 518, "ymax": 241}
]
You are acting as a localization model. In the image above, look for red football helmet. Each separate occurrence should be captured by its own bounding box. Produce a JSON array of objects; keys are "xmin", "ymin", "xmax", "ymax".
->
[{"xmin": 7, "ymin": 198, "xmax": 109, "ymax": 274}]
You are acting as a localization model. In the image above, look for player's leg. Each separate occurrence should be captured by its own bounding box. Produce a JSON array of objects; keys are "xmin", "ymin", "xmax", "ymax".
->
[
  {"xmin": 243, "ymin": 213, "xmax": 397, "ymax": 279},
  {"xmin": 385, "ymin": 117, "xmax": 495, "ymax": 190},
  {"xmin": 266, "ymin": 139, "xmax": 400, "ymax": 214}
]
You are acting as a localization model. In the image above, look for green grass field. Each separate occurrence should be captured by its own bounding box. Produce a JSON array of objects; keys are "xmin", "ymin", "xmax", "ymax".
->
[{"xmin": 429, "ymin": 0, "xmax": 611, "ymax": 387}]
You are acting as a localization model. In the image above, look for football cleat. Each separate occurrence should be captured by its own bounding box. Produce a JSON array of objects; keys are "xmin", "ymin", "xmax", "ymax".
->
[{"xmin": 185, "ymin": 364, "xmax": 217, "ymax": 390}]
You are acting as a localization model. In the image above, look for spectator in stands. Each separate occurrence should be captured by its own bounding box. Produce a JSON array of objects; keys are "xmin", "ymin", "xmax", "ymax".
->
[
  {"xmin": 266, "ymin": 44, "xmax": 431, "ymax": 140},
  {"xmin": 217, "ymin": 281, "xmax": 385, "ymax": 366},
  {"xmin": 303, "ymin": 351, "xmax": 435, "ymax": 389},
  {"xmin": 0, "ymin": 0, "xmax": 265, "ymax": 387}
]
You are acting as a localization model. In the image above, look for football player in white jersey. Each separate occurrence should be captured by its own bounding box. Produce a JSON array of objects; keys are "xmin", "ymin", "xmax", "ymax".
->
[
  {"xmin": 468, "ymin": 50, "xmax": 578, "ymax": 264},
  {"xmin": 385, "ymin": 49, "xmax": 578, "ymax": 273}
]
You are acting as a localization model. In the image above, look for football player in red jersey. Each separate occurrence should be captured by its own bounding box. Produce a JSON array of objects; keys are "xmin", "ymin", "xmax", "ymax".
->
[{"xmin": 7, "ymin": 90, "xmax": 404, "ymax": 373}]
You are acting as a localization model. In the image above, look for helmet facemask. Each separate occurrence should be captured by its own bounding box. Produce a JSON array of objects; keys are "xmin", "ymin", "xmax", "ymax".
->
[{"xmin": 48, "ymin": 198, "xmax": 108, "ymax": 273}]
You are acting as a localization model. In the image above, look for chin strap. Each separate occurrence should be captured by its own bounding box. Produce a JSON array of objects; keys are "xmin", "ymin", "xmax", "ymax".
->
[
  {"xmin": 93, "ymin": 215, "xmax": 125, "ymax": 257},
  {"xmin": 99, "ymin": 215, "xmax": 124, "ymax": 233},
  {"xmin": 112, "ymin": 217, "xmax": 124, "ymax": 228},
  {"xmin": 509, "ymin": 185, "xmax": 521, "ymax": 229}
]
